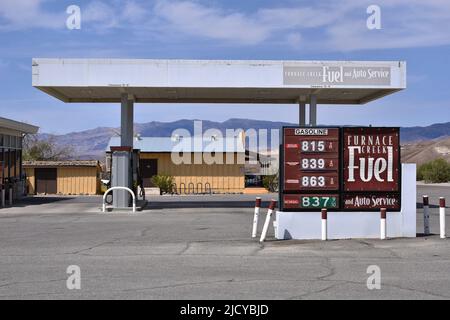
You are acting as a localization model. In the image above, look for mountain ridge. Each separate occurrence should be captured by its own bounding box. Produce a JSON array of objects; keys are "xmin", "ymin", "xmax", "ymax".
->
[{"xmin": 38, "ymin": 119, "xmax": 450, "ymax": 160}]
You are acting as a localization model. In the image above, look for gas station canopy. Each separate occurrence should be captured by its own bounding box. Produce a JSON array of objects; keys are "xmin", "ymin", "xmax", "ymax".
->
[{"xmin": 32, "ymin": 59, "xmax": 406, "ymax": 104}]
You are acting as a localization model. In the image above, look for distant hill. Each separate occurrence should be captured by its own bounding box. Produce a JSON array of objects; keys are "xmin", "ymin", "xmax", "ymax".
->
[
  {"xmin": 39, "ymin": 119, "xmax": 450, "ymax": 161},
  {"xmin": 402, "ymin": 137, "xmax": 450, "ymax": 165},
  {"xmin": 401, "ymin": 122, "xmax": 450, "ymax": 142}
]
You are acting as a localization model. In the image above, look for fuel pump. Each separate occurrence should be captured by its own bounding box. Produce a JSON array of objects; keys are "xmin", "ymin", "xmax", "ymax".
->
[{"xmin": 109, "ymin": 146, "xmax": 144, "ymax": 208}]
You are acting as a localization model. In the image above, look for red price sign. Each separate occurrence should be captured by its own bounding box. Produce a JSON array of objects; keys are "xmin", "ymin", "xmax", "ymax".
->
[{"xmin": 283, "ymin": 128, "xmax": 340, "ymax": 192}]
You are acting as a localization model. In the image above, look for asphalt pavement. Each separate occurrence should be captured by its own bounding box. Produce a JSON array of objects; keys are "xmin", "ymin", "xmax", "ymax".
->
[{"xmin": 0, "ymin": 185, "xmax": 449, "ymax": 299}]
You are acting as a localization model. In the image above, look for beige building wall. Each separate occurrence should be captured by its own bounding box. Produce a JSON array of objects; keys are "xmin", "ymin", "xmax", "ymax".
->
[
  {"xmin": 24, "ymin": 167, "xmax": 35, "ymax": 194},
  {"xmin": 25, "ymin": 166, "xmax": 100, "ymax": 195},
  {"xmin": 140, "ymin": 152, "xmax": 245, "ymax": 193},
  {"xmin": 57, "ymin": 167, "xmax": 99, "ymax": 195}
]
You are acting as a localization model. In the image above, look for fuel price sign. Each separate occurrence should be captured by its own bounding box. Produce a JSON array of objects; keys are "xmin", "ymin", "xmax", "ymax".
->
[
  {"xmin": 282, "ymin": 127, "xmax": 340, "ymax": 210},
  {"xmin": 280, "ymin": 126, "xmax": 401, "ymax": 212},
  {"xmin": 283, "ymin": 127, "xmax": 340, "ymax": 192}
]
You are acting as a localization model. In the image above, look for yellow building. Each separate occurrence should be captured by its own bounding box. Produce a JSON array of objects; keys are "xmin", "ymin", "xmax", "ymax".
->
[
  {"xmin": 106, "ymin": 136, "xmax": 245, "ymax": 194},
  {"xmin": 24, "ymin": 161, "xmax": 101, "ymax": 195}
]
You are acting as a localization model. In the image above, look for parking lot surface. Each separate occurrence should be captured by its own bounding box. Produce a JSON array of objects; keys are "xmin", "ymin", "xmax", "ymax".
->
[{"xmin": 0, "ymin": 186, "xmax": 449, "ymax": 299}]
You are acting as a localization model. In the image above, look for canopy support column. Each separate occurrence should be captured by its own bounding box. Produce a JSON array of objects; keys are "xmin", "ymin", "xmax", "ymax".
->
[
  {"xmin": 112, "ymin": 94, "xmax": 134, "ymax": 208},
  {"xmin": 309, "ymin": 95, "xmax": 317, "ymax": 126},
  {"xmin": 299, "ymin": 102, "xmax": 306, "ymax": 126},
  {"xmin": 121, "ymin": 94, "xmax": 134, "ymax": 147}
]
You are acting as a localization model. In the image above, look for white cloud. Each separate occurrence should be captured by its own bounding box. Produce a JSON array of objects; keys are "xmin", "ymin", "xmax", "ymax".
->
[
  {"xmin": 286, "ymin": 33, "xmax": 302, "ymax": 49},
  {"xmin": 1, "ymin": 0, "xmax": 450, "ymax": 52},
  {"xmin": 153, "ymin": 1, "xmax": 269, "ymax": 45},
  {"xmin": 82, "ymin": 1, "xmax": 119, "ymax": 30},
  {"xmin": 0, "ymin": 0, "xmax": 64, "ymax": 30},
  {"xmin": 323, "ymin": 0, "xmax": 450, "ymax": 51}
]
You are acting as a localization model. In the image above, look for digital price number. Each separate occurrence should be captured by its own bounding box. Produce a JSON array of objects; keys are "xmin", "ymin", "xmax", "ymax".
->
[
  {"xmin": 283, "ymin": 194, "xmax": 339, "ymax": 209},
  {"xmin": 301, "ymin": 195, "xmax": 338, "ymax": 209},
  {"xmin": 300, "ymin": 140, "xmax": 338, "ymax": 153}
]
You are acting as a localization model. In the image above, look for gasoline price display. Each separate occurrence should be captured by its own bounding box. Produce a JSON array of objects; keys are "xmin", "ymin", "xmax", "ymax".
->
[
  {"xmin": 282, "ymin": 127, "xmax": 340, "ymax": 211},
  {"xmin": 283, "ymin": 127, "xmax": 340, "ymax": 192}
]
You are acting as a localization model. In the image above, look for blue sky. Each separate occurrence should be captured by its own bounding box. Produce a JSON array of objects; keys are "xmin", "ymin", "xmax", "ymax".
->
[{"xmin": 0, "ymin": 0, "xmax": 449, "ymax": 134}]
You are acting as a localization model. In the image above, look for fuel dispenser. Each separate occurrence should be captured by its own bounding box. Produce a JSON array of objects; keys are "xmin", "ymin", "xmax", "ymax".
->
[{"xmin": 109, "ymin": 146, "xmax": 144, "ymax": 208}]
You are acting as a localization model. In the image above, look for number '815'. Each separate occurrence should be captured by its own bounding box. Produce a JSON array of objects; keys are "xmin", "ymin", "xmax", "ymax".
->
[{"xmin": 301, "ymin": 140, "xmax": 325, "ymax": 152}]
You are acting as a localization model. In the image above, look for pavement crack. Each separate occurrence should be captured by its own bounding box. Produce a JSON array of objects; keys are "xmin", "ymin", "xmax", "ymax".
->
[{"xmin": 66, "ymin": 237, "xmax": 123, "ymax": 255}]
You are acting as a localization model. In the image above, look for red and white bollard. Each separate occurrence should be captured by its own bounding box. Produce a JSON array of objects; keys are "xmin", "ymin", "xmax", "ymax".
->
[
  {"xmin": 321, "ymin": 208, "xmax": 327, "ymax": 241},
  {"xmin": 259, "ymin": 200, "xmax": 276, "ymax": 243},
  {"xmin": 252, "ymin": 197, "xmax": 262, "ymax": 238},
  {"xmin": 423, "ymin": 195, "xmax": 430, "ymax": 235},
  {"xmin": 440, "ymin": 197, "xmax": 446, "ymax": 239},
  {"xmin": 380, "ymin": 208, "xmax": 387, "ymax": 240}
]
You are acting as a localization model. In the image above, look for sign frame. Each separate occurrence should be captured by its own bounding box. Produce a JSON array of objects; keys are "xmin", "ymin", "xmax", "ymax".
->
[
  {"xmin": 280, "ymin": 126, "xmax": 342, "ymax": 212},
  {"xmin": 341, "ymin": 127, "xmax": 401, "ymax": 212},
  {"xmin": 279, "ymin": 126, "xmax": 401, "ymax": 212}
]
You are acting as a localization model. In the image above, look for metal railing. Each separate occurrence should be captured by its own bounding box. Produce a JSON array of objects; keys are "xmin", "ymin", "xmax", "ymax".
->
[{"xmin": 102, "ymin": 186, "xmax": 136, "ymax": 213}]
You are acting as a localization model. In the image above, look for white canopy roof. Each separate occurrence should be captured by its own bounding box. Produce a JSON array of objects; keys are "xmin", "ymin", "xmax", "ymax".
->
[
  {"xmin": 32, "ymin": 59, "xmax": 406, "ymax": 104},
  {"xmin": 0, "ymin": 117, "xmax": 39, "ymax": 134}
]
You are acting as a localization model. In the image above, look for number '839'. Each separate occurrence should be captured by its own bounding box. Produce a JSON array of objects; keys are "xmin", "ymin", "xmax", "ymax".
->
[{"xmin": 301, "ymin": 158, "xmax": 325, "ymax": 169}]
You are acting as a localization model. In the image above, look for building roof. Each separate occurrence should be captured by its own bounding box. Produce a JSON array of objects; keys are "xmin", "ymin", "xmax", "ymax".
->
[
  {"xmin": 23, "ymin": 160, "xmax": 100, "ymax": 167},
  {"xmin": 0, "ymin": 117, "xmax": 39, "ymax": 134},
  {"xmin": 32, "ymin": 59, "xmax": 406, "ymax": 105},
  {"xmin": 106, "ymin": 136, "xmax": 245, "ymax": 153}
]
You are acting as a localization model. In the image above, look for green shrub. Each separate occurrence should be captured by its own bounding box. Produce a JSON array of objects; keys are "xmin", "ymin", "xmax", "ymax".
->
[
  {"xmin": 263, "ymin": 174, "xmax": 279, "ymax": 192},
  {"xmin": 417, "ymin": 158, "xmax": 450, "ymax": 183},
  {"xmin": 151, "ymin": 174, "xmax": 175, "ymax": 194}
]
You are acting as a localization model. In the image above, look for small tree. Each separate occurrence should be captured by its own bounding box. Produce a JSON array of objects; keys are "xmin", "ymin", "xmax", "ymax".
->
[
  {"xmin": 417, "ymin": 158, "xmax": 450, "ymax": 183},
  {"xmin": 263, "ymin": 174, "xmax": 279, "ymax": 192},
  {"xmin": 23, "ymin": 135, "xmax": 73, "ymax": 161},
  {"xmin": 151, "ymin": 174, "xmax": 175, "ymax": 195}
]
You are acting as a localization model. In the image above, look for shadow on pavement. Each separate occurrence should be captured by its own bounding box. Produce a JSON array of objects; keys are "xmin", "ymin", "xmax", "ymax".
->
[
  {"xmin": 146, "ymin": 200, "xmax": 274, "ymax": 209},
  {"xmin": 6, "ymin": 196, "xmax": 77, "ymax": 208},
  {"xmin": 416, "ymin": 202, "xmax": 447, "ymax": 209}
]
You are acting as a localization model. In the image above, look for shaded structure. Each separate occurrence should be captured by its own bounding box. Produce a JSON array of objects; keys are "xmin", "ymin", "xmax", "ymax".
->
[{"xmin": 0, "ymin": 117, "xmax": 39, "ymax": 206}]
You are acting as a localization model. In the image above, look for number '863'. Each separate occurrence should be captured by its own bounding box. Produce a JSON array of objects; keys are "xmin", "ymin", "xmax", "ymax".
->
[{"xmin": 302, "ymin": 176, "xmax": 325, "ymax": 187}]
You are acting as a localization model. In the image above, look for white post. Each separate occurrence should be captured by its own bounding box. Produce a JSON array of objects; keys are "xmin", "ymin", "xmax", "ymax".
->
[
  {"xmin": 8, "ymin": 187, "xmax": 13, "ymax": 206},
  {"xmin": 321, "ymin": 208, "xmax": 327, "ymax": 241},
  {"xmin": 423, "ymin": 195, "xmax": 430, "ymax": 235},
  {"xmin": 440, "ymin": 197, "xmax": 446, "ymax": 239},
  {"xmin": 380, "ymin": 208, "xmax": 387, "ymax": 240},
  {"xmin": 252, "ymin": 197, "xmax": 262, "ymax": 238},
  {"xmin": 259, "ymin": 200, "xmax": 276, "ymax": 243}
]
